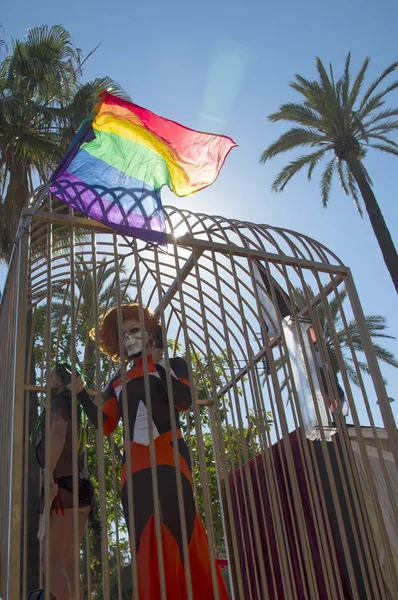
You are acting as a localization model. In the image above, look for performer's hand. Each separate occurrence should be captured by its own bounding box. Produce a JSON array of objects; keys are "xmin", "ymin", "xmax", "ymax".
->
[
  {"xmin": 44, "ymin": 470, "xmax": 59, "ymax": 502},
  {"xmin": 67, "ymin": 375, "xmax": 85, "ymax": 394},
  {"xmin": 152, "ymin": 325, "xmax": 164, "ymax": 350},
  {"xmin": 49, "ymin": 479, "xmax": 59, "ymax": 502},
  {"xmin": 151, "ymin": 325, "xmax": 164, "ymax": 364}
]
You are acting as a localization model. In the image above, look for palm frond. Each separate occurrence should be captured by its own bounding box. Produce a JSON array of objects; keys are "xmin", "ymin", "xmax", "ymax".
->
[
  {"xmin": 330, "ymin": 312, "xmax": 397, "ymax": 384},
  {"xmin": 260, "ymin": 127, "xmax": 328, "ymax": 163},
  {"xmin": 364, "ymin": 108, "xmax": 398, "ymax": 128},
  {"xmin": 345, "ymin": 164, "xmax": 363, "ymax": 215},
  {"xmin": 329, "ymin": 289, "xmax": 347, "ymax": 321},
  {"xmin": 293, "ymin": 285, "xmax": 316, "ymax": 314},
  {"xmin": 320, "ymin": 158, "xmax": 335, "ymax": 207},
  {"xmin": 313, "ymin": 58, "xmax": 345, "ymax": 134},
  {"xmin": 58, "ymin": 76, "xmax": 130, "ymax": 133},
  {"xmin": 345, "ymin": 357, "xmax": 382, "ymax": 385},
  {"xmin": 348, "ymin": 57, "xmax": 370, "ymax": 110},
  {"xmin": 329, "ymin": 62, "xmax": 336, "ymax": 88},
  {"xmin": 351, "ymin": 112, "xmax": 370, "ymax": 143},
  {"xmin": 369, "ymin": 343, "xmax": 398, "ymax": 368},
  {"xmin": 337, "ymin": 159, "xmax": 349, "ymax": 195},
  {"xmin": 366, "ymin": 132, "xmax": 398, "ymax": 148},
  {"xmin": 340, "ymin": 52, "xmax": 351, "ymax": 107},
  {"xmin": 10, "ymin": 26, "xmax": 77, "ymax": 100},
  {"xmin": 0, "ymin": 93, "xmax": 25, "ymax": 115},
  {"xmin": 369, "ymin": 143, "xmax": 398, "ymax": 157},
  {"xmin": 363, "ymin": 314, "xmax": 396, "ymax": 337},
  {"xmin": 98, "ymin": 278, "xmax": 136, "ymax": 307},
  {"xmin": 267, "ymin": 103, "xmax": 324, "ymax": 128},
  {"xmin": 315, "ymin": 57, "xmax": 335, "ymax": 98},
  {"xmin": 271, "ymin": 150, "xmax": 327, "ymax": 191},
  {"xmin": 307, "ymin": 149, "xmax": 325, "ymax": 179},
  {"xmin": 355, "ymin": 360, "xmax": 372, "ymax": 375},
  {"xmin": 289, "ymin": 77, "xmax": 326, "ymax": 115},
  {"xmin": 25, "ymin": 25, "xmax": 74, "ymax": 55},
  {"xmin": 342, "ymin": 317, "xmax": 396, "ymax": 347},
  {"xmin": 291, "ymin": 286, "xmax": 307, "ymax": 309},
  {"xmin": 343, "ymin": 359, "xmax": 362, "ymax": 386},
  {"xmin": 359, "ymin": 61, "xmax": 398, "ymax": 112},
  {"xmin": 291, "ymin": 73, "xmax": 318, "ymax": 96},
  {"xmin": 368, "ymin": 123, "xmax": 398, "ymax": 138},
  {"xmin": 359, "ymin": 81, "xmax": 398, "ymax": 120}
]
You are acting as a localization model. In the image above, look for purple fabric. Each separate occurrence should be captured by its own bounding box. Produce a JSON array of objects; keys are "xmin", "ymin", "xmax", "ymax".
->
[
  {"xmin": 50, "ymin": 171, "xmax": 166, "ymax": 245},
  {"xmin": 228, "ymin": 431, "xmax": 352, "ymax": 599}
]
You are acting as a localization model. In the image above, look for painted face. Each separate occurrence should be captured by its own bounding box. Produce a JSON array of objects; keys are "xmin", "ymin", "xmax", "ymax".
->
[{"xmin": 123, "ymin": 319, "xmax": 149, "ymax": 357}]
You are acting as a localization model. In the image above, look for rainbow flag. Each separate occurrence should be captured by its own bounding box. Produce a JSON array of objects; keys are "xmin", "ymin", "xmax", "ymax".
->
[{"xmin": 49, "ymin": 93, "xmax": 237, "ymax": 244}]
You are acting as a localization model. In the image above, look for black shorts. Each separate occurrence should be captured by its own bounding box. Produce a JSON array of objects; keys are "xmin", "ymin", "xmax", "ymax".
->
[{"xmin": 38, "ymin": 474, "xmax": 93, "ymax": 513}]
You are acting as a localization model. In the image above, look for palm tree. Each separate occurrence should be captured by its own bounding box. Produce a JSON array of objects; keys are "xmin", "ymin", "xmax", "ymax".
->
[
  {"xmin": 0, "ymin": 24, "xmax": 128, "ymax": 260},
  {"xmin": 0, "ymin": 25, "xmax": 76, "ymax": 258},
  {"xmin": 260, "ymin": 54, "xmax": 398, "ymax": 294}
]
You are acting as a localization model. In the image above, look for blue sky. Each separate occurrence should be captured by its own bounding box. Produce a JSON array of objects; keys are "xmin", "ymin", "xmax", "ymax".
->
[{"xmin": 2, "ymin": 0, "xmax": 398, "ymax": 422}]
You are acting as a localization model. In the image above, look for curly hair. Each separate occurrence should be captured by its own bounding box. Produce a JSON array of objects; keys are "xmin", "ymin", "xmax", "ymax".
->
[{"xmin": 91, "ymin": 304, "xmax": 160, "ymax": 361}]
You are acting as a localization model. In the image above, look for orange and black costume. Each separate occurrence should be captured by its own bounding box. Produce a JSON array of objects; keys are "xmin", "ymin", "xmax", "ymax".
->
[{"xmin": 79, "ymin": 354, "xmax": 228, "ymax": 599}]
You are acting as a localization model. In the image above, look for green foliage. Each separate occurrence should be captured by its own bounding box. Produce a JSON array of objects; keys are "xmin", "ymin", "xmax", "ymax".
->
[
  {"xmin": 0, "ymin": 24, "xmax": 129, "ymax": 259},
  {"xmin": 260, "ymin": 53, "xmax": 398, "ymax": 211},
  {"xmin": 91, "ymin": 543, "xmax": 132, "ymax": 599}
]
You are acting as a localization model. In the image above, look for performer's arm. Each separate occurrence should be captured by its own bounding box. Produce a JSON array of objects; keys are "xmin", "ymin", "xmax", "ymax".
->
[
  {"xmin": 155, "ymin": 357, "xmax": 192, "ymax": 411},
  {"xmin": 78, "ymin": 386, "xmax": 121, "ymax": 435}
]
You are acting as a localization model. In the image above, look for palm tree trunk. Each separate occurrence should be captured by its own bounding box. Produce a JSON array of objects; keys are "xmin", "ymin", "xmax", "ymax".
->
[
  {"xmin": 0, "ymin": 158, "xmax": 29, "ymax": 262},
  {"xmin": 347, "ymin": 157, "xmax": 398, "ymax": 294}
]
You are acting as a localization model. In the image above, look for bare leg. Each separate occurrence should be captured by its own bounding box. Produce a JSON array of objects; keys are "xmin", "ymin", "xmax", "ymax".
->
[
  {"xmin": 64, "ymin": 506, "xmax": 91, "ymax": 599},
  {"xmin": 41, "ymin": 509, "xmax": 75, "ymax": 600}
]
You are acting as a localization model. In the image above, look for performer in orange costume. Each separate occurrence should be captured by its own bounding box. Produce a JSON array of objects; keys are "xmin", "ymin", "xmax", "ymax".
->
[{"xmin": 79, "ymin": 304, "xmax": 228, "ymax": 599}]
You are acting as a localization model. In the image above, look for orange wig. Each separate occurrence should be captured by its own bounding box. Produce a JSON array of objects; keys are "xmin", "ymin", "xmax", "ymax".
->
[{"xmin": 92, "ymin": 304, "xmax": 160, "ymax": 361}]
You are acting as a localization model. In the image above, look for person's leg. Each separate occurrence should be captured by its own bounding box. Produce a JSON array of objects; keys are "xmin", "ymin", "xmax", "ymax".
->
[
  {"xmin": 41, "ymin": 509, "xmax": 74, "ymax": 600},
  {"xmin": 122, "ymin": 470, "xmax": 154, "ymax": 552},
  {"xmin": 64, "ymin": 505, "xmax": 91, "ymax": 599}
]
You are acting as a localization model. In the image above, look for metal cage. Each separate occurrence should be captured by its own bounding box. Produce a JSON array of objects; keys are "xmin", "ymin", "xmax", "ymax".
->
[{"xmin": 1, "ymin": 197, "xmax": 397, "ymax": 600}]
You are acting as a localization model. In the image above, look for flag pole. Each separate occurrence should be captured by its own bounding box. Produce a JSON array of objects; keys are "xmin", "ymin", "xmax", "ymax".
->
[{"xmin": 14, "ymin": 183, "xmax": 52, "ymax": 244}]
